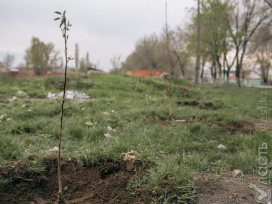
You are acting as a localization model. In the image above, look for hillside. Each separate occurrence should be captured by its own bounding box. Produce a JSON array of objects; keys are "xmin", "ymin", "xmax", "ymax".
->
[{"xmin": 0, "ymin": 73, "xmax": 271, "ymax": 203}]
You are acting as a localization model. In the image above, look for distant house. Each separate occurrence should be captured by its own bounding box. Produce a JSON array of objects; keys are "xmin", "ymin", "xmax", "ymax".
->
[
  {"xmin": 0, "ymin": 62, "xmax": 20, "ymax": 78},
  {"xmin": 9, "ymin": 68, "xmax": 20, "ymax": 77}
]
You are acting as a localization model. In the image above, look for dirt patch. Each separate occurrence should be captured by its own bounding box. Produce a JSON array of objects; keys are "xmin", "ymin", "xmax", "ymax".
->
[
  {"xmin": 176, "ymin": 101, "xmax": 199, "ymax": 106},
  {"xmin": 146, "ymin": 117, "xmax": 269, "ymax": 134},
  {"xmin": 176, "ymin": 101, "xmax": 221, "ymax": 110},
  {"xmin": 0, "ymin": 156, "xmax": 190, "ymax": 204},
  {"xmin": 206, "ymin": 120, "xmax": 269, "ymax": 134},
  {"xmin": 203, "ymin": 102, "xmax": 221, "ymax": 110},
  {"xmin": 195, "ymin": 171, "xmax": 270, "ymax": 204},
  {"xmin": 145, "ymin": 118, "xmax": 169, "ymax": 126}
]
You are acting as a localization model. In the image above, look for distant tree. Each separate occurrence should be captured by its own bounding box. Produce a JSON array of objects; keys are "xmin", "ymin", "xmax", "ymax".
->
[
  {"xmin": 79, "ymin": 57, "xmax": 86, "ymax": 73},
  {"xmin": 188, "ymin": 0, "xmax": 234, "ymax": 86},
  {"xmin": 25, "ymin": 37, "xmax": 59, "ymax": 75},
  {"xmin": 86, "ymin": 52, "xmax": 93, "ymax": 68},
  {"xmin": 121, "ymin": 35, "xmax": 159, "ymax": 73},
  {"xmin": 249, "ymin": 26, "xmax": 272, "ymax": 84},
  {"xmin": 75, "ymin": 43, "xmax": 79, "ymax": 70},
  {"xmin": 264, "ymin": 0, "xmax": 272, "ymax": 8},
  {"xmin": 170, "ymin": 28, "xmax": 190, "ymax": 79},
  {"xmin": 121, "ymin": 34, "xmax": 181, "ymax": 77},
  {"xmin": 110, "ymin": 54, "xmax": 122, "ymax": 72},
  {"xmin": 227, "ymin": 0, "xmax": 271, "ymax": 87},
  {"xmin": 3, "ymin": 54, "xmax": 15, "ymax": 68},
  {"xmin": 60, "ymin": 57, "xmax": 64, "ymax": 69}
]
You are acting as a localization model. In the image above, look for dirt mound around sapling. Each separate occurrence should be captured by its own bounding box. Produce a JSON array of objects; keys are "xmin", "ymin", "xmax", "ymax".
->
[
  {"xmin": 145, "ymin": 118, "xmax": 170, "ymax": 126},
  {"xmin": 0, "ymin": 155, "xmax": 190, "ymax": 204}
]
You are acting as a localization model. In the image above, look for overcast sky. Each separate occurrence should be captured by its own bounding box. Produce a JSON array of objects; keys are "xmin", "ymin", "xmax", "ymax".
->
[{"xmin": 0, "ymin": 0, "xmax": 196, "ymax": 71}]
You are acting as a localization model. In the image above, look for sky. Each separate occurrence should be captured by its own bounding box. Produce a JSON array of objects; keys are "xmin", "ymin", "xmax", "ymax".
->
[{"xmin": 0, "ymin": 0, "xmax": 196, "ymax": 71}]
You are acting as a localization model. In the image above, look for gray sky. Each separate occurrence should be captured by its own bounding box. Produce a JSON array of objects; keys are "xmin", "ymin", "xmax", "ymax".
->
[{"xmin": 0, "ymin": 0, "xmax": 195, "ymax": 71}]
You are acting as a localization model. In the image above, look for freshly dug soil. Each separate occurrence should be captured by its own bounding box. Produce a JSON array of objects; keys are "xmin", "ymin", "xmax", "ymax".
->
[
  {"xmin": 0, "ymin": 156, "xmax": 189, "ymax": 204},
  {"xmin": 203, "ymin": 102, "xmax": 221, "ymax": 110},
  {"xmin": 195, "ymin": 172, "xmax": 266, "ymax": 204},
  {"xmin": 207, "ymin": 120, "xmax": 268, "ymax": 134},
  {"xmin": 146, "ymin": 117, "xmax": 267, "ymax": 134},
  {"xmin": 176, "ymin": 101, "xmax": 221, "ymax": 110},
  {"xmin": 145, "ymin": 118, "xmax": 169, "ymax": 126},
  {"xmin": 176, "ymin": 101, "xmax": 199, "ymax": 106}
]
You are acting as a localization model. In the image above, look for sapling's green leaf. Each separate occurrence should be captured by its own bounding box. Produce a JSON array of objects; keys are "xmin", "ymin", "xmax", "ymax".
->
[
  {"xmin": 54, "ymin": 17, "xmax": 61, "ymax": 21},
  {"xmin": 62, "ymin": 34, "xmax": 65, "ymax": 38},
  {"xmin": 60, "ymin": 19, "xmax": 64, "ymax": 28},
  {"xmin": 55, "ymin": 11, "xmax": 61, "ymax": 15},
  {"xmin": 63, "ymin": 10, "xmax": 66, "ymax": 16},
  {"xmin": 69, "ymin": 24, "xmax": 72, "ymax": 27},
  {"xmin": 67, "ymin": 35, "xmax": 69, "ymax": 40}
]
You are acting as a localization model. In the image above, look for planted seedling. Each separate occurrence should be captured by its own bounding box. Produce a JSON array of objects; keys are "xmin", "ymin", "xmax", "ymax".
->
[{"xmin": 54, "ymin": 10, "xmax": 73, "ymax": 204}]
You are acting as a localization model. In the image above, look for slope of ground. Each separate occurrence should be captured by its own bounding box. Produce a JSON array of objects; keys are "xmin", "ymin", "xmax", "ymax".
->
[{"xmin": 0, "ymin": 73, "xmax": 271, "ymax": 203}]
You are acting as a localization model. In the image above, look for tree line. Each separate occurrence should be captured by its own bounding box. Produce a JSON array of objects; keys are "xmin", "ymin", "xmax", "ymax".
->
[
  {"xmin": 120, "ymin": 0, "xmax": 272, "ymax": 87},
  {"xmin": 0, "ymin": 38, "xmax": 94, "ymax": 76}
]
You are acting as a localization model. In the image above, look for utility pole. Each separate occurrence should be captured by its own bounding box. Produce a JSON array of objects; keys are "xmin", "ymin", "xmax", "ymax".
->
[{"xmin": 195, "ymin": 0, "xmax": 200, "ymax": 84}]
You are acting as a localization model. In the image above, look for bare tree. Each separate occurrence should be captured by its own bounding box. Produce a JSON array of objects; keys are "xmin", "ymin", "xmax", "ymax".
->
[
  {"xmin": 249, "ymin": 25, "xmax": 272, "ymax": 84},
  {"xmin": 227, "ymin": 0, "xmax": 271, "ymax": 87},
  {"xmin": 264, "ymin": 0, "xmax": 272, "ymax": 8},
  {"xmin": 3, "ymin": 54, "xmax": 15, "ymax": 69},
  {"xmin": 110, "ymin": 54, "xmax": 122, "ymax": 72},
  {"xmin": 171, "ymin": 28, "xmax": 190, "ymax": 78}
]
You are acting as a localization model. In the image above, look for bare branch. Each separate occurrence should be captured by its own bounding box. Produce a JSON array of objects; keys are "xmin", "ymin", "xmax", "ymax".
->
[
  {"xmin": 63, "ymin": 106, "xmax": 70, "ymax": 112},
  {"xmin": 56, "ymin": 98, "xmax": 62, "ymax": 106}
]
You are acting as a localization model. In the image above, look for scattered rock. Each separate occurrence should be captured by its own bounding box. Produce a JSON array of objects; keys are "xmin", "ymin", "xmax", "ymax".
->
[
  {"xmin": 122, "ymin": 150, "xmax": 139, "ymax": 161},
  {"xmin": 104, "ymin": 133, "xmax": 112, "ymax": 138},
  {"xmin": 22, "ymin": 104, "xmax": 26, "ymax": 108},
  {"xmin": 9, "ymin": 96, "xmax": 18, "ymax": 102},
  {"xmin": 49, "ymin": 146, "xmax": 59, "ymax": 152},
  {"xmin": 85, "ymin": 122, "xmax": 93, "ymax": 126},
  {"xmin": 107, "ymin": 126, "xmax": 116, "ymax": 131},
  {"xmin": 0, "ymin": 114, "xmax": 6, "ymax": 119},
  {"xmin": 232, "ymin": 169, "xmax": 244, "ymax": 178},
  {"xmin": 102, "ymin": 112, "xmax": 110, "ymax": 116},
  {"xmin": 17, "ymin": 91, "xmax": 27, "ymax": 97},
  {"xmin": 217, "ymin": 144, "xmax": 226, "ymax": 149}
]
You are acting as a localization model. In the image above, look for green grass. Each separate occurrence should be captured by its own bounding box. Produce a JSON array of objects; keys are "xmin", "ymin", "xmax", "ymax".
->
[{"xmin": 0, "ymin": 73, "xmax": 271, "ymax": 197}]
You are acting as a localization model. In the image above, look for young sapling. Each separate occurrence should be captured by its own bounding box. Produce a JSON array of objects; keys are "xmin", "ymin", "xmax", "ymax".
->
[{"xmin": 54, "ymin": 10, "xmax": 73, "ymax": 204}]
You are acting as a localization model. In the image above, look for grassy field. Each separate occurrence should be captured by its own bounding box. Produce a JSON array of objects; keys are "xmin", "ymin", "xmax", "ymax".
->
[{"xmin": 0, "ymin": 73, "xmax": 271, "ymax": 201}]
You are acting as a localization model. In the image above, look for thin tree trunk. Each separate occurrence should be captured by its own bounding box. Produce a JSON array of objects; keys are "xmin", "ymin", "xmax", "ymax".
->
[{"xmin": 236, "ymin": 67, "xmax": 241, "ymax": 87}]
